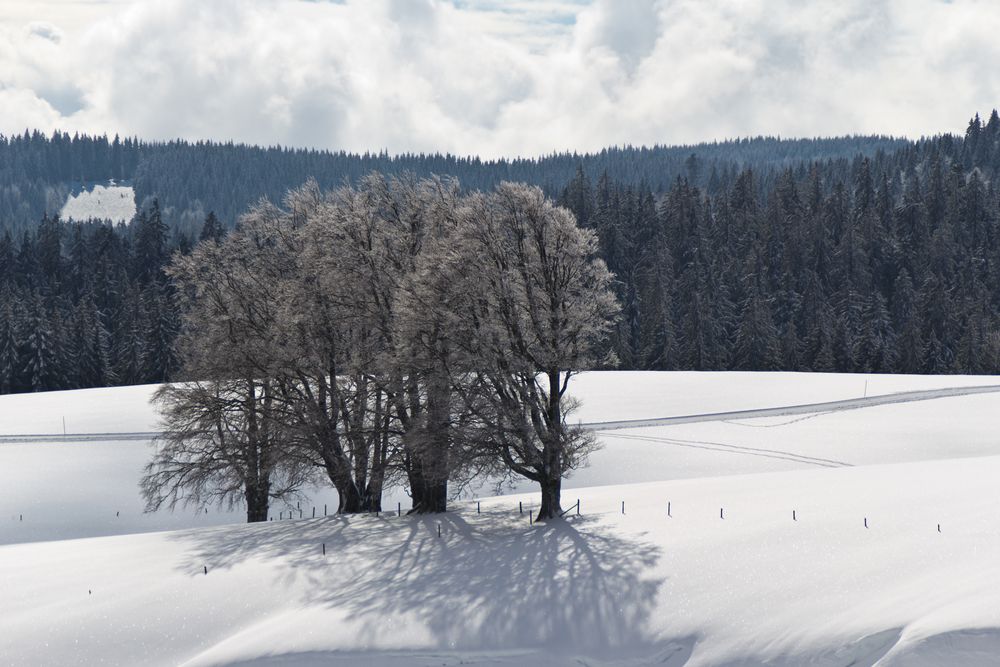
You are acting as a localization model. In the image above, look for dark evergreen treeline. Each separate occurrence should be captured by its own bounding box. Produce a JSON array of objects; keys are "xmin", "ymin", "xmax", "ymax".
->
[
  {"xmin": 562, "ymin": 112, "xmax": 1000, "ymax": 375},
  {"xmin": 0, "ymin": 204, "xmax": 179, "ymax": 394},
  {"xmin": 5, "ymin": 112, "xmax": 1000, "ymax": 394},
  {"xmin": 0, "ymin": 129, "xmax": 906, "ymax": 237}
]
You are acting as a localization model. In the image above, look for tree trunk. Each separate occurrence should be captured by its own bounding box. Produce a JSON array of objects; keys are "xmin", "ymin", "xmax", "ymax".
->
[
  {"xmin": 245, "ymin": 480, "xmax": 270, "ymax": 522},
  {"xmin": 537, "ymin": 474, "xmax": 562, "ymax": 521},
  {"xmin": 337, "ymin": 479, "xmax": 363, "ymax": 514},
  {"xmin": 406, "ymin": 455, "xmax": 448, "ymax": 513},
  {"xmin": 410, "ymin": 476, "xmax": 448, "ymax": 513},
  {"xmin": 536, "ymin": 368, "xmax": 564, "ymax": 521}
]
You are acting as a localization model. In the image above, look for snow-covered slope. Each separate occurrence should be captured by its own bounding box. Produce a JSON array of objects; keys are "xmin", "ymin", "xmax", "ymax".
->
[
  {"xmin": 3, "ymin": 371, "xmax": 1000, "ymax": 665},
  {"xmin": 5, "ymin": 372, "xmax": 1000, "ymax": 545},
  {"xmin": 2, "ymin": 455, "xmax": 999, "ymax": 666},
  {"xmin": 6, "ymin": 371, "xmax": 1000, "ymax": 435},
  {"xmin": 60, "ymin": 181, "xmax": 136, "ymax": 223}
]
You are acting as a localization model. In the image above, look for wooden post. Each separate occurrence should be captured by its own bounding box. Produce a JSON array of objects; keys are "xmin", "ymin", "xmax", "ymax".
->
[
  {"xmin": 397, "ymin": 502, "xmax": 401, "ymax": 517},
  {"xmin": 312, "ymin": 507, "xmax": 316, "ymax": 518},
  {"xmin": 322, "ymin": 543, "xmax": 326, "ymax": 555},
  {"xmin": 667, "ymin": 501, "xmax": 671, "ymax": 517},
  {"xmin": 864, "ymin": 517, "xmax": 868, "ymax": 529},
  {"xmin": 519, "ymin": 501, "xmax": 523, "ymax": 515},
  {"xmin": 477, "ymin": 501, "xmax": 480, "ymax": 514},
  {"xmin": 437, "ymin": 524, "xmax": 441, "ymax": 538},
  {"xmin": 793, "ymin": 510, "xmax": 796, "ymax": 521},
  {"xmin": 324, "ymin": 504, "xmax": 327, "ymax": 516},
  {"xmin": 576, "ymin": 499, "xmax": 580, "ymax": 516},
  {"xmin": 203, "ymin": 566, "xmax": 207, "ymax": 575},
  {"xmin": 720, "ymin": 507, "xmax": 724, "ymax": 519},
  {"xmin": 937, "ymin": 523, "xmax": 941, "ymax": 533},
  {"xmin": 621, "ymin": 501, "xmax": 625, "ymax": 515}
]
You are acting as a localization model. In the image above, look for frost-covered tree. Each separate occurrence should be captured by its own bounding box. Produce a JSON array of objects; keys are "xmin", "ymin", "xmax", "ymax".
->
[
  {"xmin": 427, "ymin": 183, "xmax": 618, "ymax": 520},
  {"xmin": 144, "ymin": 205, "xmax": 307, "ymax": 521},
  {"xmin": 143, "ymin": 378, "xmax": 307, "ymax": 521}
]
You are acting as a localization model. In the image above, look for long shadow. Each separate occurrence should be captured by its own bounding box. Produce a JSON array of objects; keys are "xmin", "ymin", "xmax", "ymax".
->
[{"xmin": 173, "ymin": 509, "xmax": 691, "ymax": 661}]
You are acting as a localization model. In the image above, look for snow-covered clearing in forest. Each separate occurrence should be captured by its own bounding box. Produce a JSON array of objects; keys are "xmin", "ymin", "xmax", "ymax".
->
[
  {"xmin": 59, "ymin": 180, "xmax": 136, "ymax": 223},
  {"xmin": 3, "ymin": 371, "xmax": 1000, "ymax": 665}
]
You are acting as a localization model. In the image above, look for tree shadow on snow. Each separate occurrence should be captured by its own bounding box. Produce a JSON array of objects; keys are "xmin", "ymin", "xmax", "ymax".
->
[{"xmin": 172, "ymin": 509, "xmax": 693, "ymax": 662}]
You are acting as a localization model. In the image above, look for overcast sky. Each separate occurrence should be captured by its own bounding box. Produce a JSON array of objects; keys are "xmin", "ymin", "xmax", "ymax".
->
[{"xmin": 0, "ymin": 0, "xmax": 997, "ymax": 157}]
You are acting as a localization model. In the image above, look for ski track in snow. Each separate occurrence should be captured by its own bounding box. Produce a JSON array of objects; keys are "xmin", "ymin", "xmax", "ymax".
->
[
  {"xmin": 600, "ymin": 431, "xmax": 852, "ymax": 468},
  {"xmin": 580, "ymin": 383, "xmax": 1000, "ymax": 431},
  {"xmin": 4, "ymin": 383, "xmax": 1000, "ymax": 445}
]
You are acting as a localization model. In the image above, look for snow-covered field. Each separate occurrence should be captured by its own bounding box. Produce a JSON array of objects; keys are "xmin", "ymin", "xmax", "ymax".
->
[
  {"xmin": 3, "ymin": 371, "xmax": 1000, "ymax": 665},
  {"xmin": 59, "ymin": 181, "xmax": 136, "ymax": 223}
]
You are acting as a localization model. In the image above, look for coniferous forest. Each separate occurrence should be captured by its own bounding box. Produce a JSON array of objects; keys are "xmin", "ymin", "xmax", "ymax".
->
[{"xmin": 5, "ymin": 111, "xmax": 1000, "ymax": 394}]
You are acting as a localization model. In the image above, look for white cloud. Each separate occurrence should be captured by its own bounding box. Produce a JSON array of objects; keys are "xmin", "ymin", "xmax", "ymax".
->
[{"xmin": 0, "ymin": 0, "xmax": 998, "ymax": 156}]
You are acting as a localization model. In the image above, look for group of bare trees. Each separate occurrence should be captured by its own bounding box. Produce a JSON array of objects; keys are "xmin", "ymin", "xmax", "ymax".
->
[{"xmin": 140, "ymin": 174, "xmax": 618, "ymax": 522}]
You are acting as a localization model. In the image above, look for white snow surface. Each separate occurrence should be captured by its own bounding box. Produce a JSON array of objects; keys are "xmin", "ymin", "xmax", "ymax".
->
[
  {"xmin": 60, "ymin": 181, "xmax": 136, "ymax": 223},
  {"xmin": 3, "ymin": 371, "xmax": 1000, "ymax": 665},
  {"xmin": 5, "ymin": 371, "xmax": 1000, "ymax": 435}
]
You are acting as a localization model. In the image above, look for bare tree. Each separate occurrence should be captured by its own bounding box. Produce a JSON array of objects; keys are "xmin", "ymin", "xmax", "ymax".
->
[
  {"xmin": 142, "ymin": 206, "xmax": 308, "ymax": 521},
  {"xmin": 304, "ymin": 173, "xmax": 467, "ymax": 513},
  {"xmin": 421, "ymin": 183, "xmax": 619, "ymax": 520},
  {"xmin": 142, "ymin": 379, "xmax": 307, "ymax": 521},
  {"xmin": 147, "ymin": 175, "xmax": 616, "ymax": 522}
]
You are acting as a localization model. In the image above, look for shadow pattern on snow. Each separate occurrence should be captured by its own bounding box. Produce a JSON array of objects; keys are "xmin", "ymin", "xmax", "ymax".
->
[{"xmin": 173, "ymin": 510, "xmax": 677, "ymax": 659}]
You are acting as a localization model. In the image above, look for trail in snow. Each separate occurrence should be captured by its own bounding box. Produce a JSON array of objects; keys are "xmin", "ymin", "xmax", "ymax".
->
[
  {"xmin": 600, "ymin": 432, "xmax": 852, "ymax": 468},
  {"xmin": 581, "ymin": 383, "xmax": 1000, "ymax": 431},
  {"xmin": 0, "ymin": 431, "xmax": 160, "ymax": 444},
  {"xmin": 4, "ymin": 383, "xmax": 999, "ymax": 445}
]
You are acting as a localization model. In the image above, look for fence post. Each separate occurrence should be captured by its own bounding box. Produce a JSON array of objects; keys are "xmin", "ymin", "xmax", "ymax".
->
[
  {"xmin": 312, "ymin": 507, "xmax": 316, "ymax": 518},
  {"xmin": 322, "ymin": 543, "xmax": 326, "ymax": 555},
  {"xmin": 720, "ymin": 507, "xmax": 724, "ymax": 519},
  {"xmin": 477, "ymin": 501, "xmax": 480, "ymax": 514},
  {"xmin": 667, "ymin": 501, "xmax": 671, "ymax": 517},
  {"xmin": 324, "ymin": 504, "xmax": 327, "ymax": 517},
  {"xmin": 519, "ymin": 501, "xmax": 523, "ymax": 515},
  {"xmin": 793, "ymin": 510, "xmax": 796, "ymax": 521},
  {"xmin": 398, "ymin": 502, "xmax": 401, "ymax": 517},
  {"xmin": 576, "ymin": 499, "xmax": 580, "ymax": 516},
  {"xmin": 864, "ymin": 517, "xmax": 868, "ymax": 529},
  {"xmin": 621, "ymin": 501, "xmax": 625, "ymax": 515}
]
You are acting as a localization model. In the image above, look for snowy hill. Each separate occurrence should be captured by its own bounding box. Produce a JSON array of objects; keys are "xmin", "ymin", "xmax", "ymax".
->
[
  {"xmin": 3, "ymin": 371, "xmax": 1000, "ymax": 665},
  {"xmin": 59, "ymin": 181, "xmax": 136, "ymax": 223}
]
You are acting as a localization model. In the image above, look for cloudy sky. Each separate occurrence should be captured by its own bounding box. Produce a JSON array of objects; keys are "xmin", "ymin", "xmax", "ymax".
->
[{"xmin": 0, "ymin": 0, "xmax": 997, "ymax": 157}]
